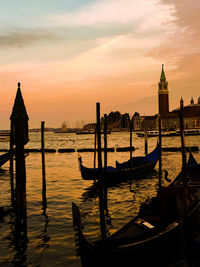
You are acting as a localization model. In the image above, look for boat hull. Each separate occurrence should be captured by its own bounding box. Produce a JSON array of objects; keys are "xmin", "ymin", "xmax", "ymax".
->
[
  {"xmin": 79, "ymin": 160, "xmax": 157, "ymax": 182},
  {"xmin": 79, "ymin": 145, "xmax": 159, "ymax": 183}
]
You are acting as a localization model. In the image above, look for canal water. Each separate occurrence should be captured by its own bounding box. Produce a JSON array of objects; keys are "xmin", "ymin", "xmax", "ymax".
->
[{"xmin": 0, "ymin": 132, "xmax": 199, "ymax": 266}]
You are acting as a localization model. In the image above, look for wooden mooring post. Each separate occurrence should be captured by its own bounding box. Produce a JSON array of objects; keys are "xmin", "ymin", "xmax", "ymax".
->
[
  {"xmin": 41, "ymin": 121, "xmax": 47, "ymax": 209},
  {"xmin": 104, "ymin": 114, "xmax": 108, "ymax": 210},
  {"xmin": 158, "ymin": 114, "xmax": 162, "ymax": 189},
  {"xmin": 178, "ymin": 99, "xmax": 188, "ymax": 262},
  {"xmin": 9, "ymin": 132, "xmax": 14, "ymax": 206},
  {"xmin": 96, "ymin": 102, "xmax": 106, "ymax": 240},
  {"xmin": 10, "ymin": 82, "xmax": 29, "ymax": 232},
  {"xmin": 145, "ymin": 130, "xmax": 148, "ymax": 155},
  {"xmin": 179, "ymin": 110, "xmax": 187, "ymax": 178},
  {"xmin": 130, "ymin": 117, "xmax": 133, "ymax": 169},
  {"xmin": 94, "ymin": 126, "xmax": 97, "ymax": 169}
]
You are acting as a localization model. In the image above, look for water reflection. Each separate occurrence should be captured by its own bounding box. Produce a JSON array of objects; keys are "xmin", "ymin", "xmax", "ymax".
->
[
  {"xmin": 80, "ymin": 170, "xmax": 160, "ymax": 240},
  {"xmin": 81, "ymin": 169, "xmax": 159, "ymax": 203},
  {"xmin": 0, "ymin": 167, "xmax": 9, "ymax": 180},
  {"xmin": 5, "ymin": 213, "xmax": 28, "ymax": 266},
  {"xmin": 36, "ymin": 209, "xmax": 50, "ymax": 253}
]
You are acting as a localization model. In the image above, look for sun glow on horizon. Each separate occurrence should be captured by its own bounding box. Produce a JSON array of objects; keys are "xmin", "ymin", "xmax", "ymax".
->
[{"xmin": 0, "ymin": 0, "xmax": 199, "ymax": 129}]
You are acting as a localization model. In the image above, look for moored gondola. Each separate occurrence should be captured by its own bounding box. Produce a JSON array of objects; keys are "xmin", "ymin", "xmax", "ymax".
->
[{"xmin": 78, "ymin": 144, "xmax": 159, "ymax": 183}]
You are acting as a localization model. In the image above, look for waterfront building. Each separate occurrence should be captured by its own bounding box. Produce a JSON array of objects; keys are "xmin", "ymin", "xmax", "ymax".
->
[{"xmin": 133, "ymin": 65, "xmax": 200, "ymax": 131}]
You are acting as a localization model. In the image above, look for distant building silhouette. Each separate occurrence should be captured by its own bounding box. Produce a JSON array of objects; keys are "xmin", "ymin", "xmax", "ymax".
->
[
  {"xmin": 132, "ymin": 65, "xmax": 200, "ymax": 130},
  {"xmin": 82, "ymin": 65, "xmax": 200, "ymax": 131}
]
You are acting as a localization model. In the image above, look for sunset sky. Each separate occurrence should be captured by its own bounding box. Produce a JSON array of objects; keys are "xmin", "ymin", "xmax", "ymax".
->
[{"xmin": 0, "ymin": 0, "xmax": 199, "ymax": 129}]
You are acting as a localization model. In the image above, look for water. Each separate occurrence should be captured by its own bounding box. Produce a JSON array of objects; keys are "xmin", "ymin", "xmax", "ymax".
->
[{"xmin": 0, "ymin": 132, "xmax": 199, "ymax": 266}]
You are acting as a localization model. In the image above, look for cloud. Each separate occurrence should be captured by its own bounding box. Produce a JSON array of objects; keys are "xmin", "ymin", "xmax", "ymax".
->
[
  {"xmin": 44, "ymin": 0, "xmax": 174, "ymax": 30},
  {"xmin": 146, "ymin": 0, "xmax": 200, "ymax": 109},
  {"xmin": 0, "ymin": 27, "xmax": 60, "ymax": 49},
  {"xmin": 147, "ymin": 0, "xmax": 200, "ymax": 73}
]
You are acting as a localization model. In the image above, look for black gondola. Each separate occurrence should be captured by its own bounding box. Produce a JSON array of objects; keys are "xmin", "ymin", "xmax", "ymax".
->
[
  {"xmin": 78, "ymin": 144, "xmax": 159, "ymax": 182},
  {"xmin": 0, "ymin": 152, "xmax": 10, "ymax": 167},
  {"xmin": 73, "ymin": 153, "xmax": 200, "ymax": 267}
]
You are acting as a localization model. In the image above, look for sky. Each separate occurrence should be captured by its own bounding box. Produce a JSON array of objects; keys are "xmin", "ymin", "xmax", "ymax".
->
[{"xmin": 0, "ymin": 0, "xmax": 200, "ymax": 129}]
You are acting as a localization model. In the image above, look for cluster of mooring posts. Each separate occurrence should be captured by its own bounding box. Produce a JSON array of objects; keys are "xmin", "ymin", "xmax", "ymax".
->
[
  {"xmin": 90, "ymin": 102, "xmax": 162, "ymax": 240},
  {"xmin": 76, "ymin": 98, "xmax": 195, "ymax": 265}
]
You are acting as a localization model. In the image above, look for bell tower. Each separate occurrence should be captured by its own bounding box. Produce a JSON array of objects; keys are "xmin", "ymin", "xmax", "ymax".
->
[{"xmin": 158, "ymin": 64, "xmax": 169, "ymax": 115}]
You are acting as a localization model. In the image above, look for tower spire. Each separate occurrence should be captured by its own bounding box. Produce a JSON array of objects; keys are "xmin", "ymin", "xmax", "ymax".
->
[{"xmin": 160, "ymin": 64, "xmax": 166, "ymax": 82}]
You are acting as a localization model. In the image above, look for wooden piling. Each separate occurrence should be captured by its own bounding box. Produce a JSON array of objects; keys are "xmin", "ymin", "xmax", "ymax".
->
[
  {"xmin": 96, "ymin": 103, "xmax": 106, "ymax": 240},
  {"xmin": 9, "ymin": 132, "xmax": 14, "ymax": 206},
  {"xmin": 104, "ymin": 114, "xmax": 108, "ymax": 210},
  {"xmin": 179, "ymin": 109, "xmax": 187, "ymax": 177},
  {"xmin": 178, "ymin": 100, "xmax": 188, "ymax": 264},
  {"xmin": 145, "ymin": 130, "xmax": 148, "ymax": 155},
  {"xmin": 130, "ymin": 118, "xmax": 133, "ymax": 169},
  {"xmin": 15, "ymin": 128, "xmax": 27, "ymax": 221},
  {"xmin": 96, "ymin": 103, "xmax": 102, "ymax": 174},
  {"xmin": 94, "ymin": 125, "xmax": 97, "ymax": 168},
  {"xmin": 158, "ymin": 114, "xmax": 162, "ymax": 189},
  {"xmin": 41, "ymin": 121, "xmax": 47, "ymax": 209},
  {"xmin": 92, "ymin": 125, "xmax": 97, "ymax": 184}
]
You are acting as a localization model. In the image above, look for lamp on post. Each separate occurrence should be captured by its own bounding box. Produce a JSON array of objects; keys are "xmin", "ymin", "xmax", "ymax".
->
[{"xmin": 10, "ymin": 82, "xmax": 29, "ymax": 224}]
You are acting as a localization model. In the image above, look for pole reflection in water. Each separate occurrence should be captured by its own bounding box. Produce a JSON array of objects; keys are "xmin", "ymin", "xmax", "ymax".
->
[
  {"xmin": 36, "ymin": 209, "xmax": 50, "ymax": 253},
  {"xmin": 80, "ymin": 182, "xmax": 113, "ymax": 237},
  {"xmin": 7, "ymin": 213, "xmax": 28, "ymax": 266},
  {"xmin": 80, "ymin": 169, "xmax": 159, "ymax": 241}
]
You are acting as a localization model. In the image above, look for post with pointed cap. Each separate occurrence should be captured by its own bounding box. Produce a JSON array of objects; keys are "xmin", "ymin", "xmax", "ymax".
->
[{"xmin": 10, "ymin": 82, "xmax": 29, "ymax": 226}]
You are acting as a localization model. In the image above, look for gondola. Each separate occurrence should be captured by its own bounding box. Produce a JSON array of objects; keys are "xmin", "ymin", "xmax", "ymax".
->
[
  {"xmin": 78, "ymin": 144, "xmax": 159, "ymax": 182},
  {"xmin": 116, "ymin": 144, "xmax": 159, "ymax": 169},
  {"xmin": 0, "ymin": 152, "xmax": 10, "ymax": 167},
  {"xmin": 73, "ymin": 153, "xmax": 200, "ymax": 267}
]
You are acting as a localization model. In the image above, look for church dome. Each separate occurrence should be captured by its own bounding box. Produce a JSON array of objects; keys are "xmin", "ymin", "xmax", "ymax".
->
[{"xmin": 198, "ymin": 97, "xmax": 200, "ymax": 104}]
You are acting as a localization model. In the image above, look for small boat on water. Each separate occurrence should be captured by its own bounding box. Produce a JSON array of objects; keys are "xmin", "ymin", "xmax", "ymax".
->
[
  {"xmin": 176, "ymin": 129, "xmax": 200, "ymax": 136},
  {"xmin": 76, "ymin": 130, "xmax": 111, "ymax": 135},
  {"xmin": 54, "ymin": 122, "xmax": 68, "ymax": 133},
  {"xmin": 136, "ymin": 129, "xmax": 200, "ymax": 138},
  {"xmin": 0, "ymin": 152, "xmax": 10, "ymax": 167},
  {"xmin": 73, "ymin": 153, "xmax": 200, "ymax": 267},
  {"xmin": 78, "ymin": 144, "xmax": 159, "ymax": 183},
  {"xmin": 136, "ymin": 130, "xmax": 176, "ymax": 137}
]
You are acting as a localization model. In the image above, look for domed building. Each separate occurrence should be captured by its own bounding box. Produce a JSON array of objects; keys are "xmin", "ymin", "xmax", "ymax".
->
[
  {"xmin": 132, "ymin": 65, "xmax": 200, "ymax": 131},
  {"xmin": 171, "ymin": 96, "xmax": 200, "ymax": 129}
]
